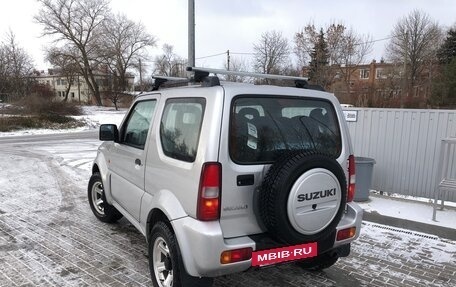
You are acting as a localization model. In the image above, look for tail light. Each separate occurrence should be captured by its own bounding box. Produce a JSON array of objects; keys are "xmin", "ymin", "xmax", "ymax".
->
[
  {"xmin": 197, "ymin": 162, "xmax": 221, "ymax": 221},
  {"xmin": 347, "ymin": 155, "xmax": 356, "ymax": 202},
  {"xmin": 220, "ymin": 248, "xmax": 252, "ymax": 264},
  {"xmin": 337, "ymin": 227, "xmax": 357, "ymax": 241}
]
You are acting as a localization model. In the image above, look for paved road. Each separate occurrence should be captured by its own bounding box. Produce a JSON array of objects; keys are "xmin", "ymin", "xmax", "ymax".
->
[
  {"xmin": 0, "ymin": 132, "xmax": 454, "ymax": 287},
  {"xmin": 0, "ymin": 130, "xmax": 98, "ymax": 144}
]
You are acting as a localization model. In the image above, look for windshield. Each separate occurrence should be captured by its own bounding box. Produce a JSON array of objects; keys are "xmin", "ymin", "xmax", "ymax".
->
[{"xmin": 229, "ymin": 96, "xmax": 342, "ymax": 164}]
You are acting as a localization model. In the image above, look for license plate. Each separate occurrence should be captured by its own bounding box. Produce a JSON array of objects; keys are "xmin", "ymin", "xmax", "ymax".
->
[{"xmin": 251, "ymin": 242, "xmax": 317, "ymax": 267}]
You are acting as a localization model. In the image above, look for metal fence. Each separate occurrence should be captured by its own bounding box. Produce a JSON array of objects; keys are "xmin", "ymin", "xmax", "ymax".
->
[
  {"xmin": 433, "ymin": 138, "xmax": 456, "ymax": 219},
  {"xmin": 344, "ymin": 108, "xmax": 456, "ymax": 202}
]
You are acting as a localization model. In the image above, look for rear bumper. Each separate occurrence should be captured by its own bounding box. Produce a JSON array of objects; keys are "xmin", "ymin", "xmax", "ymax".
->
[
  {"xmin": 171, "ymin": 202, "xmax": 363, "ymax": 277},
  {"xmin": 334, "ymin": 202, "xmax": 363, "ymax": 247},
  {"xmin": 171, "ymin": 218, "xmax": 256, "ymax": 277}
]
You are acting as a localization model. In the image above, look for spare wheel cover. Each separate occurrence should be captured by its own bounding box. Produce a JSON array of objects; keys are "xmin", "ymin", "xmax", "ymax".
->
[
  {"xmin": 258, "ymin": 151, "xmax": 347, "ymax": 244},
  {"xmin": 287, "ymin": 168, "xmax": 342, "ymax": 235}
]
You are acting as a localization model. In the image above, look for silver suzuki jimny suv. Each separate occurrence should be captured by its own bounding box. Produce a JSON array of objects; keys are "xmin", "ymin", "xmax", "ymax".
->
[{"xmin": 88, "ymin": 67, "xmax": 363, "ymax": 287}]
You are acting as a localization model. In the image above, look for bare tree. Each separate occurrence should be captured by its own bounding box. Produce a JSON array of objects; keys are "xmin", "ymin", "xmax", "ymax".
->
[
  {"xmin": 330, "ymin": 25, "xmax": 373, "ymax": 95},
  {"xmin": 99, "ymin": 13, "xmax": 156, "ymax": 90},
  {"xmin": 386, "ymin": 10, "xmax": 443, "ymax": 89},
  {"xmin": 153, "ymin": 44, "xmax": 187, "ymax": 77},
  {"xmin": 45, "ymin": 47, "xmax": 79, "ymax": 101},
  {"xmin": 223, "ymin": 56, "xmax": 250, "ymax": 82},
  {"xmin": 104, "ymin": 72, "xmax": 131, "ymax": 110},
  {"xmin": 294, "ymin": 22, "xmax": 372, "ymax": 92},
  {"xmin": 35, "ymin": 0, "xmax": 111, "ymax": 106},
  {"xmin": 294, "ymin": 24, "xmax": 319, "ymax": 68},
  {"xmin": 0, "ymin": 30, "xmax": 34, "ymax": 100},
  {"xmin": 253, "ymin": 31, "xmax": 290, "ymax": 76}
]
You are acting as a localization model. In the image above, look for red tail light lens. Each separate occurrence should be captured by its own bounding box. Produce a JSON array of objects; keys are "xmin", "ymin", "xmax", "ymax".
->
[
  {"xmin": 197, "ymin": 162, "xmax": 221, "ymax": 221},
  {"xmin": 347, "ymin": 155, "xmax": 356, "ymax": 202},
  {"xmin": 337, "ymin": 227, "xmax": 357, "ymax": 241},
  {"xmin": 221, "ymin": 248, "xmax": 252, "ymax": 264}
]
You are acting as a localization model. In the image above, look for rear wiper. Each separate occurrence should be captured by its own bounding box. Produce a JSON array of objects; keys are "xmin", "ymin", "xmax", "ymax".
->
[{"xmin": 296, "ymin": 116, "xmax": 317, "ymax": 150}]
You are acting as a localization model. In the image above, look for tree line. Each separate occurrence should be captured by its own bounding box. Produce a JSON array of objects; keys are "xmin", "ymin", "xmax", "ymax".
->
[
  {"xmin": 1, "ymin": 1, "xmax": 455, "ymax": 108},
  {"xmin": 155, "ymin": 9, "xmax": 455, "ymax": 108},
  {"xmin": 248, "ymin": 10, "xmax": 454, "ymax": 107}
]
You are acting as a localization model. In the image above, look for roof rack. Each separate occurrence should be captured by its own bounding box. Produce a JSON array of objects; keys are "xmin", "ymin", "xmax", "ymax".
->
[
  {"xmin": 152, "ymin": 67, "xmax": 324, "ymax": 91},
  {"xmin": 186, "ymin": 66, "xmax": 324, "ymax": 90},
  {"xmin": 152, "ymin": 75, "xmax": 189, "ymax": 91}
]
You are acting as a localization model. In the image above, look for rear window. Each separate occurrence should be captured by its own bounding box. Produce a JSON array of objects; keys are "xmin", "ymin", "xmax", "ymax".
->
[{"xmin": 229, "ymin": 96, "xmax": 342, "ymax": 164}]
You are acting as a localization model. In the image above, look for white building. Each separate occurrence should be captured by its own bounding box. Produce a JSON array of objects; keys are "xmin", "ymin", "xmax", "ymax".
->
[{"xmin": 32, "ymin": 69, "xmax": 135, "ymax": 104}]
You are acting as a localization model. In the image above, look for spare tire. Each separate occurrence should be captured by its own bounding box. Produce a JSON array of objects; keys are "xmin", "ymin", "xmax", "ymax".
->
[{"xmin": 259, "ymin": 151, "xmax": 347, "ymax": 245}]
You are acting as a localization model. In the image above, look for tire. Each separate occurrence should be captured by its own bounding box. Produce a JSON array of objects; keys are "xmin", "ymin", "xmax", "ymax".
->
[
  {"xmin": 295, "ymin": 251, "xmax": 339, "ymax": 271},
  {"xmin": 259, "ymin": 151, "xmax": 347, "ymax": 244},
  {"xmin": 149, "ymin": 221, "xmax": 213, "ymax": 287},
  {"xmin": 88, "ymin": 172, "xmax": 123, "ymax": 223}
]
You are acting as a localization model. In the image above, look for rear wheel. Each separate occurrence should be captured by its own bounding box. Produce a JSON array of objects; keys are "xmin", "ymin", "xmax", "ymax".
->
[
  {"xmin": 88, "ymin": 172, "xmax": 123, "ymax": 223},
  {"xmin": 149, "ymin": 222, "xmax": 213, "ymax": 287}
]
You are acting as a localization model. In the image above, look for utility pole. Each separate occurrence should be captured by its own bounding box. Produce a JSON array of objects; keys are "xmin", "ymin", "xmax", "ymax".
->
[
  {"xmin": 139, "ymin": 59, "xmax": 143, "ymax": 91},
  {"xmin": 227, "ymin": 50, "xmax": 230, "ymax": 70},
  {"xmin": 188, "ymin": 0, "xmax": 195, "ymax": 69}
]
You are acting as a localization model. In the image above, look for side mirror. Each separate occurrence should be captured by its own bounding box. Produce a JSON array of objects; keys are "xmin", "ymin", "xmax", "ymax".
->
[{"xmin": 99, "ymin": 124, "xmax": 119, "ymax": 142}]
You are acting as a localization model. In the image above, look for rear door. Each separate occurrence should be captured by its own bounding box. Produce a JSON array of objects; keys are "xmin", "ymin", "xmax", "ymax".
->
[
  {"xmin": 219, "ymin": 94, "xmax": 343, "ymax": 238},
  {"xmin": 109, "ymin": 98, "xmax": 158, "ymax": 221}
]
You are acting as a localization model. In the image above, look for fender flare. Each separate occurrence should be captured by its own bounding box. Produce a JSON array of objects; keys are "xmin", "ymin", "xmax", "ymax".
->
[
  {"xmin": 141, "ymin": 189, "xmax": 188, "ymax": 237},
  {"xmin": 92, "ymin": 152, "xmax": 115, "ymax": 204}
]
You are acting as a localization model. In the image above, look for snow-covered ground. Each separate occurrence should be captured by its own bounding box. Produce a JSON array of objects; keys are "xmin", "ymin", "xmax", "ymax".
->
[
  {"xmin": 358, "ymin": 193, "xmax": 456, "ymax": 229},
  {"xmin": 0, "ymin": 105, "xmax": 127, "ymax": 137},
  {"xmin": 0, "ymin": 106, "xmax": 455, "ymax": 286}
]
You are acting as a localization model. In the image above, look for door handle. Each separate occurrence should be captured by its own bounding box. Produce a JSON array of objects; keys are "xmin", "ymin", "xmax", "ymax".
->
[{"xmin": 135, "ymin": 158, "xmax": 142, "ymax": 166}]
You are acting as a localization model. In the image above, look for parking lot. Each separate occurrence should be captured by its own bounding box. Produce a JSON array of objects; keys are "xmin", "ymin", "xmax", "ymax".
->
[{"xmin": 0, "ymin": 133, "xmax": 455, "ymax": 287}]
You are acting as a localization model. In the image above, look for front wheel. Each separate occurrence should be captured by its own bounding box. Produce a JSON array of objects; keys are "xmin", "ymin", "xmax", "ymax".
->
[
  {"xmin": 88, "ymin": 172, "xmax": 123, "ymax": 223},
  {"xmin": 149, "ymin": 221, "xmax": 213, "ymax": 287}
]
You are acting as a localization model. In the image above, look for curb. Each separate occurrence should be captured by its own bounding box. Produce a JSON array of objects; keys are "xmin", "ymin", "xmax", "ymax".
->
[{"xmin": 362, "ymin": 211, "xmax": 456, "ymax": 241}]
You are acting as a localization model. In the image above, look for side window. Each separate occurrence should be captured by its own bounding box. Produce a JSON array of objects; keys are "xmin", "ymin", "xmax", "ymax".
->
[
  {"xmin": 160, "ymin": 98, "xmax": 206, "ymax": 162},
  {"xmin": 122, "ymin": 100, "xmax": 157, "ymax": 149}
]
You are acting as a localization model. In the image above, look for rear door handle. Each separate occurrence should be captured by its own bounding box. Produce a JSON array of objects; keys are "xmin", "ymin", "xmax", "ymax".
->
[
  {"xmin": 135, "ymin": 158, "xmax": 142, "ymax": 166},
  {"xmin": 237, "ymin": 174, "xmax": 254, "ymax": 186}
]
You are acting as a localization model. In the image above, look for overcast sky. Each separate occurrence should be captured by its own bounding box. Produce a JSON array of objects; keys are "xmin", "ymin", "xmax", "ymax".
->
[{"xmin": 1, "ymin": 0, "xmax": 455, "ymax": 73}]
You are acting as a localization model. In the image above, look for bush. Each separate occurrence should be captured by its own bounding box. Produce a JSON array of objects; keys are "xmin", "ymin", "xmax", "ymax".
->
[
  {"xmin": 0, "ymin": 84, "xmax": 86, "ymax": 132},
  {"xmin": 0, "ymin": 114, "xmax": 84, "ymax": 132},
  {"xmin": 19, "ymin": 95, "xmax": 83, "ymax": 116},
  {"xmin": 18, "ymin": 84, "xmax": 83, "ymax": 116},
  {"xmin": 0, "ymin": 116, "xmax": 41, "ymax": 132}
]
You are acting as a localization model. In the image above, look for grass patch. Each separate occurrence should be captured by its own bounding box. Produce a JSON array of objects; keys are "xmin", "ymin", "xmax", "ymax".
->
[{"xmin": 0, "ymin": 114, "xmax": 85, "ymax": 132}]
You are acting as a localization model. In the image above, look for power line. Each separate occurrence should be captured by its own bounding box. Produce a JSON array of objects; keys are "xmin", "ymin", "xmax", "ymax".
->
[
  {"xmin": 195, "ymin": 36, "xmax": 395, "ymax": 60},
  {"xmin": 195, "ymin": 52, "xmax": 227, "ymax": 60},
  {"xmin": 145, "ymin": 35, "xmax": 424, "ymax": 66},
  {"xmin": 230, "ymin": 52, "xmax": 254, "ymax": 55},
  {"xmin": 357, "ymin": 36, "xmax": 395, "ymax": 45}
]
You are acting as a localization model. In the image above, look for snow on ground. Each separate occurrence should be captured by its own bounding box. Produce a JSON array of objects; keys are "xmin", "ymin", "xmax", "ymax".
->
[
  {"xmin": 358, "ymin": 222, "xmax": 455, "ymax": 264},
  {"xmin": 34, "ymin": 139, "xmax": 101, "ymax": 173},
  {"xmin": 358, "ymin": 193, "xmax": 456, "ymax": 229},
  {"xmin": 0, "ymin": 120, "xmax": 455, "ymax": 286},
  {"xmin": 73, "ymin": 105, "xmax": 127, "ymax": 127},
  {"xmin": 0, "ymin": 152, "xmax": 63, "ymax": 214},
  {"xmin": 0, "ymin": 105, "xmax": 127, "ymax": 137}
]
